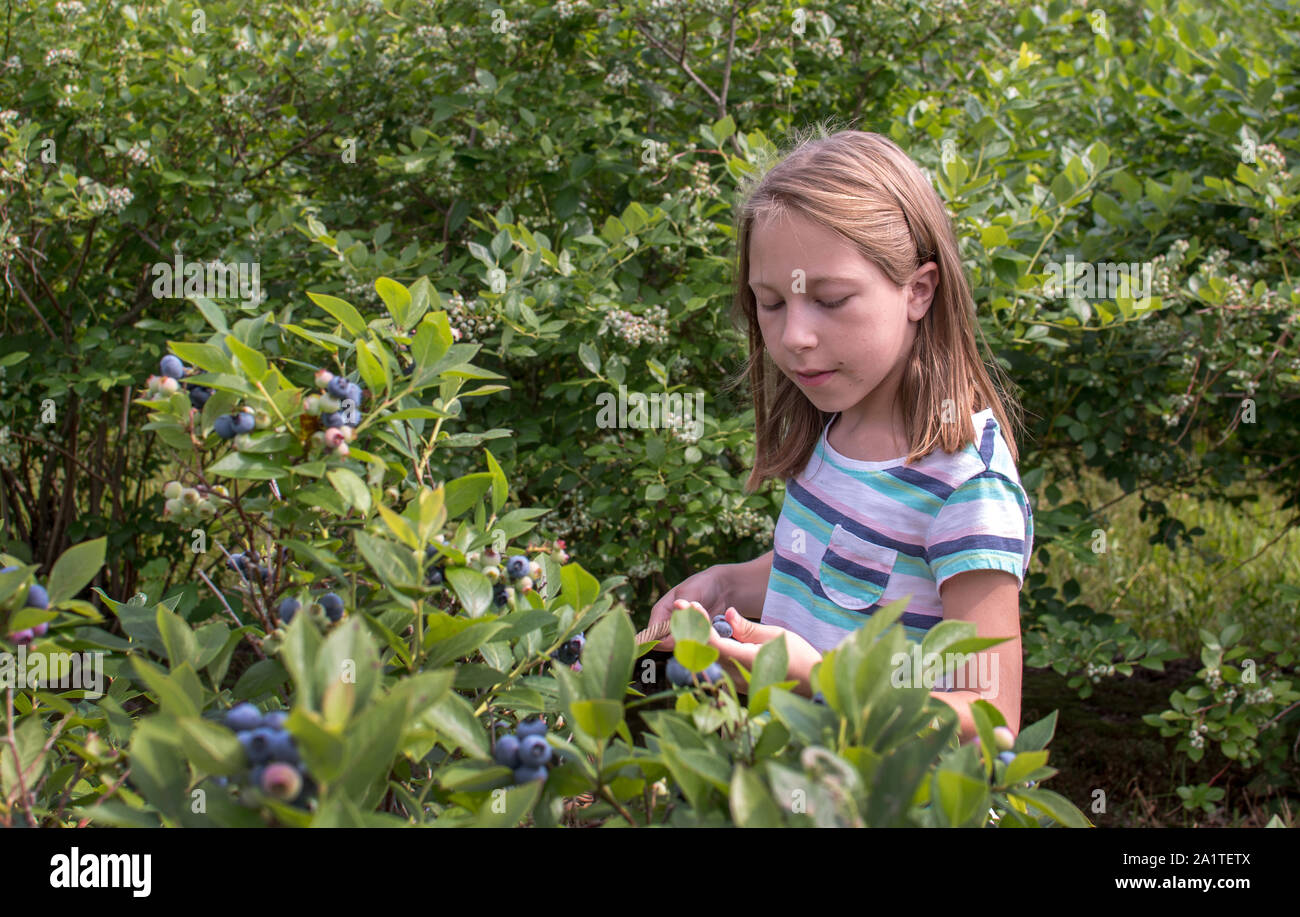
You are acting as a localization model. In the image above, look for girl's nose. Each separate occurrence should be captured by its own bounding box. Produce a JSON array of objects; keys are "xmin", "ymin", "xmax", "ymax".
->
[{"xmin": 780, "ymin": 300, "xmax": 820, "ymax": 352}]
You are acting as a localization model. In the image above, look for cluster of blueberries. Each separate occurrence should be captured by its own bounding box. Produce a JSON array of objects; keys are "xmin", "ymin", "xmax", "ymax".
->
[
  {"xmin": 222, "ymin": 702, "xmax": 312, "ymax": 803},
  {"xmin": 212, "ymin": 409, "xmax": 257, "ymax": 440},
  {"xmin": 493, "ymin": 717, "xmax": 554, "ymax": 784},
  {"xmin": 227, "ymin": 550, "xmax": 272, "ymax": 584},
  {"xmin": 303, "ymin": 370, "xmax": 364, "ymax": 457},
  {"xmin": 2, "ymin": 566, "xmax": 50, "ymax": 645},
  {"xmin": 662, "ymin": 614, "xmax": 735, "ymax": 687},
  {"xmin": 275, "ymin": 593, "xmax": 343, "ymax": 625},
  {"xmin": 711, "ymin": 614, "xmax": 733, "ymax": 639},
  {"xmin": 150, "ymin": 354, "xmax": 214, "ymax": 408}
]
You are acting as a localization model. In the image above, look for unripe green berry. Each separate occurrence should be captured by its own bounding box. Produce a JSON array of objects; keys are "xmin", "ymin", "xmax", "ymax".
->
[{"xmin": 163, "ymin": 481, "xmax": 183, "ymax": 500}]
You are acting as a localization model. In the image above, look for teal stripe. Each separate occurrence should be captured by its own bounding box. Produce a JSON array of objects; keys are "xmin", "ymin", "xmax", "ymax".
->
[
  {"xmin": 931, "ymin": 553, "xmax": 1024, "ymax": 582},
  {"xmin": 946, "ymin": 477, "xmax": 1026, "ymax": 507}
]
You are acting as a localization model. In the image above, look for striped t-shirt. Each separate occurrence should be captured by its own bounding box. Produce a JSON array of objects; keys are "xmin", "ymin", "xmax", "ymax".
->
[{"xmin": 758, "ymin": 408, "xmax": 1033, "ymax": 653}]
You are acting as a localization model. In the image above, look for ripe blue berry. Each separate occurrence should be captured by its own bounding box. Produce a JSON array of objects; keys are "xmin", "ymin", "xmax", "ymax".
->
[
  {"xmin": 240, "ymin": 727, "xmax": 276, "ymax": 764},
  {"xmin": 319, "ymin": 592, "xmax": 344, "ymax": 622},
  {"xmin": 702, "ymin": 663, "xmax": 725, "ymax": 683},
  {"xmin": 666, "ymin": 658, "xmax": 693, "ymax": 687},
  {"xmin": 160, "ymin": 355, "xmax": 185, "ymax": 379},
  {"xmin": 517, "ymin": 717, "xmax": 547, "ymax": 738},
  {"xmin": 32, "ymin": 622, "xmax": 48, "ymax": 637},
  {"xmin": 492, "ymin": 583, "xmax": 509, "ymax": 606},
  {"xmin": 213, "ymin": 414, "xmax": 236, "ymax": 440},
  {"xmin": 231, "ymin": 411, "xmax": 256, "ymax": 435},
  {"xmin": 505, "ymin": 555, "xmax": 529, "ymax": 579},
  {"xmin": 344, "ymin": 382, "xmax": 362, "ymax": 405},
  {"xmin": 277, "ymin": 597, "xmax": 300, "ymax": 624},
  {"xmin": 25, "ymin": 583, "xmax": 49, "ymax": 609},
  {"xmin": 812, "ymin": 691, "xmax": 827, "ymax": 706},
  {"xmin": 518, "ymin": 734, "xmax": 552, "ymax": 766},
  {"xmin": 326, "ymin": 376, "xmax": 351, "ymax": 401},
  {"xmin": 225, "ymin": 702, "xmax": 263, "ymax": 733},
  {"xmin": 267, "ymin": 730, "xmax": 299, "ymax": 765},
  {"xmin": 186, "ymin": 384, "xmax": 213, "ymax": 408},
  {"xmin": 998, "ymin": 751, "xmax": 1016, "ymax": 766},
  {"xmin": 513, "ymin": 765, "xmax": 547, "ymax": 783},
  {"xmin": 494, "ymin": 734, "xmax": 521, "ymax": 768},
  {"xmin": 713, "ymin": 620, "xmax": 733, "ymax": 639},
  {"xmin": 263, "ymin": 710, "xmax": 289, "ymax": 730}
]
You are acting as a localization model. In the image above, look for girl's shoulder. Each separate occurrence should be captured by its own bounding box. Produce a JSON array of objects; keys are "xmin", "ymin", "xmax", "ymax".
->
[{"xmin": 912, "ymin": 407, "xmax": 1022, "ymax": 490}]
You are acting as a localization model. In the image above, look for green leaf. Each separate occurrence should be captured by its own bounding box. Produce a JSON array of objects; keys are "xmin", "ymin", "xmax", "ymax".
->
[
  {"xmin": 673, "ymin": 639, "xmax": 718, "ymax": 673},
  {"xmin": 579, "ymin": 607, "xmax": 636, "ymax": 702},
  {"xmin": 425, "ymin": 691, "xmax": 490, "ymax": 758},
  {"xmin": 445, "ymin": 473, "xmax": 494, "ymax": 519},
  {"xmin": 412, "ymin": 311, "xmax": 454, "ymax": 369},
  {"xmin": 225, "ymin": 335, "xmax": 268, "ymax": 381},
  {"xmin": 233, "ymin": 658, "xmax": 289, "ymax": 699},
  {"xmin": 156, "ymin": 604, "xmax": 198, "ymax": 670},
  {"xmin": 375, "ymin": 276, "xmax": 411, "ymax": 329},
  {"xmin": 46, "ymin": 537, "xmax": 107, "ymax": 605},
  {"xmin": 307, "ymin": 291, "xmax": 367, "ymax": 336},
  {"xmin": 313, "ymin": 617, "xmax": 381, "ymax": 727},
  {"xmin": 730, "ymin": 763, "xmax": 783, "ymax": 827},
  {"xmin": 569, "ymin": 698, "xmax": 623, "ymax": 742},
  {"xmin": 559, "ymin": 563, "xmax": 600, "ymax": 611},
  {"xmin": 484, "ymin": 449, "xmax": 508, "ymax": 515},
  {"xmin": 934, "ymin": 767, "xmax": 988, "ymax": 826},
  {"xmin": 355, "ymin": 339, "xmax": 389, "ymax": 400},
  {"xmin": 327, "ymin": 467, "xmax": 371, "ymax": 516},
  {"xmin": 1016, "ymin": 710, "xmax": 1058, "ymax": 752},
  {"xmin": 279, "ymin": 611, "xmax": 324, "ymax": 712},
  {"xmin": 578, "ymin": 342, "xmax": 601, "ymax": 375},
  {"xmin": 669, "ymin": 604, "xmax": 710, "ymax": 645},
  {"xmin": 446, "ymin": 567, "xmax": 493, "ymax": 618},
  {"xmin": 176, "ymin": 717, "xmax": 245, "ymax": 775},
  {"xmin": 206, "ymin": 452, "xmax": 289, "ymax": 480}
]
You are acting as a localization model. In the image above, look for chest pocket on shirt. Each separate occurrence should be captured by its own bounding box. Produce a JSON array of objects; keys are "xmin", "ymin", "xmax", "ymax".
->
[{"xmin": 818, "ymin": 524, "xmax": 898, "ymax": 611}]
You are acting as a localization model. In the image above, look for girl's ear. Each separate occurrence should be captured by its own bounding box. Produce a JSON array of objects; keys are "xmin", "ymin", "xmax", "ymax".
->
[{"xmin": 906, "ymin": 261, "xmax": 940, "ymax": 322}]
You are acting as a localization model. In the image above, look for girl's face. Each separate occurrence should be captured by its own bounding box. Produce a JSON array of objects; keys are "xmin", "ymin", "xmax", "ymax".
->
[{"xmin": 748, "ymin": 210, "xmax": 937, "ymax": 425}]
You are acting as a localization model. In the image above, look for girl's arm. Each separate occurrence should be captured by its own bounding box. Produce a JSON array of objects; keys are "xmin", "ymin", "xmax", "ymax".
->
[
  {"xmin": 716, "ymin": 549, "xmax": 774, "ymax": 620},
  {"xmin": 928, "ymin": 569, "xmax": 1023, "ymax": 742}
]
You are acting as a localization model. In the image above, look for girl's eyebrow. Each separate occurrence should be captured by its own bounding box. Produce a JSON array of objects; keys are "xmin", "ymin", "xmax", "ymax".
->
[{"xmin": 749, "ymin": 276, "xmax": 859, "ymax": 291}]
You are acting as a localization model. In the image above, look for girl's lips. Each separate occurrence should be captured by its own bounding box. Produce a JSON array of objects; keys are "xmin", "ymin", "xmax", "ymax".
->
[{"xmin": 795, "ymin": 369, "xmax": 835, "ymax": 386}]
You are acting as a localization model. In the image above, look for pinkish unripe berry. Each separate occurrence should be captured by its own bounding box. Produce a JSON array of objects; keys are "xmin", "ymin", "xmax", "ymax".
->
[
  {"xmin": 303, "ymin": 394, "xmax": 321, "ymax": 414},
  {"xmin": 324, "ymin": 427, "xmax": 346, "ymax": 449},
  {"xmin": 158, "ymin": 376, "xmax": 180, "ymax": 395},
  {"xmin": 315, "ymin": 368, "xmax": 334, "ymax": 390}
]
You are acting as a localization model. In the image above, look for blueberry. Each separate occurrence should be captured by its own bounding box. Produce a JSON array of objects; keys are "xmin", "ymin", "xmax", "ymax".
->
[
  {"xmin": 225, "ymin": 702, "xmax": 263, "ymax": 733},
  {"xmin": 267, "ymin": 730, "xmax": 299, "ymax": 765},
  {"xmin": 243, "ymin": 726, "xmax": 277, "ymax": 763},
  {"xmin": 702, "ymin": 663, "xmax": 725, "ymax": 683},
  {"xmin": 277, "ymin": 597, "xmax": 300, "ymax": 624},
  {"xmin": 513, "ymin": 765, "xmax": 548, "ymax": 783},
  {"xmin": 424, "ymin": 550, "xmax": 445, "ymax": 586},
  {"xmin": 666, "ymin": 658, "xmax": 693, "ymax": 687},
  {"xmin": 517, "ymin": 717, "xmax": 547, "ymax": 738},
  {"xmin": 518, "ymin": 734, "xmax": 552, "ymax": 766},
  {"xmin": 998, "ymin": 751, "xmax": 1016, "ymax": 766},
  {"xmin": 249, "ymin": 764, "xmax": 267, "ymax": 789},
  {"xmin": 492, "ymin": 583, "xmax": 509, "ymax": 607},
  {"xmin": 10, "ymin": 628, "xmax": 34, "ymax": 645},
  {"xmin": 25, "ymin": 583, "xmax": 49, "ymax": 609},
  {"xmin": 505, "ymin": 555, "xmax": 529, "ymax": 579},
  {"xmin": 227, "ymin": 552, "xmax": 246, "ymax": 575},
  {"xmin": 713, "ymin": 620, "xmax": 733, "ymax": 639},
  {"xmin": 160, "ymin": 355, "xmax": 185, "ymax": 379},
  {"xmin": 0, "ymin": 566, "xmax": 15, "ymax": 573},
  {"xmin": 326, "ymin": 376, "xmax": 351, "ymax": 401},
  {"xmin": 494, "ymin": 734, "xmax": 521, "ymax": 768},
  {"xmin": 231, "ymin": 411, "xmax": 256, "ymax": 435},
  {"xmin": 263, "ymin": 710, "xmax": 289, "ymax": 730},
  {"xmin": 569, "ymin": 633, "xmax": 585, "ymax": 654},
  {"xmin": 213, "ymin": 414, "xmax": 236, "ymax": 440},
  {"xmin": 32, "ymin": 621, "xmax": 48, "ymax": 637},
  {"xmin": 812, "ymin": 691, "xmax": 827, "ymax": 706},
  {"xmin": 344, "ymin": 382, "xmax": 362, "ymax": 406},
  {"xmin": 319, "ymin": 592, "xmax": 344, "ymax": 622},
  {"xmin": 187, "ymin": 384, "xmax": 212, "ymax": 408}
]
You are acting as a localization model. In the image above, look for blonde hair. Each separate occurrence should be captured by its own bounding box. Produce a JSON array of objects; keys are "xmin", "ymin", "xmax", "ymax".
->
[{"xmin": 723, "ymin": 122, "xmax": 1022, "ymax": 492}]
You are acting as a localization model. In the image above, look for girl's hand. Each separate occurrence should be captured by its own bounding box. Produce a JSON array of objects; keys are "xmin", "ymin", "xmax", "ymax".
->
[
  {"xmin": 644, "ymin": 568, "xmax": 731, "ymax": 651},
  {"xmin": 678, "ymin": 603, "xmax": 823, "ymax": 696}
]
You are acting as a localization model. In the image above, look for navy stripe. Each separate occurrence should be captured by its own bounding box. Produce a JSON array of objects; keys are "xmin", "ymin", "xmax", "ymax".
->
[
  {"xmin": 772, "ymin": 554, "xmax": 940, "ymax": 629},
  {"xmin": 884, "ymin": 465, "xmax": 956, "ymax": 500},
  {"xmin": 978, "ymin": 418, "xmax": 996, "ymax": 466},
  {"xmin": 786, "ymin": 479, "xmax": 928, "ymax": 558},
  {"xmin": 822, "ymin": 550, "xmax": 890, "ymax": 588},
  {"xmin": 928, "ymin": 534, "xmax": 1025, "ymax": 559}
]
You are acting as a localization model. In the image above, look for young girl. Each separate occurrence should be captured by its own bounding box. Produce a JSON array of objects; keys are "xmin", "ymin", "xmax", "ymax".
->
[{"xmin": 648, "ymin": 127, "xmax": 1032, "ymax": 741}]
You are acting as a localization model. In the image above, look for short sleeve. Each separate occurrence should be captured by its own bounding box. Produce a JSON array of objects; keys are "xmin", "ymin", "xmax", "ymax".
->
[{"xmin": 925, "ymin": 470, "xmax": 1031, "ymax": 591}]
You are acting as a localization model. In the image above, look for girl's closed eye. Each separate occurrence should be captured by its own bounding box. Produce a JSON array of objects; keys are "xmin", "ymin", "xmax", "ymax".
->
[{"xmin": 758, "ymin": 296, "xmax": 849, "ymax": 310}]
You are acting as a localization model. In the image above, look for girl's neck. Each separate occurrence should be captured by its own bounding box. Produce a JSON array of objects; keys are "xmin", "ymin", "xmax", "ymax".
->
[{"xmin": 826, "ymin": 364, "xmax": 910, "ymax": 462}]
